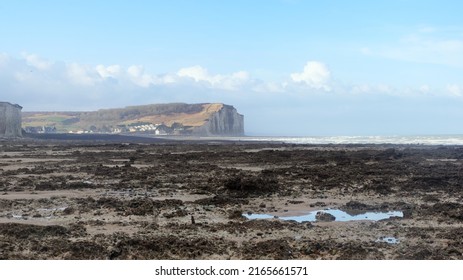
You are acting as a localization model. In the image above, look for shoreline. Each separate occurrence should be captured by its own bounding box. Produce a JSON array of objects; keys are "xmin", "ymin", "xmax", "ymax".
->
[{"xmin": 10, "ymin": 132, "xmax": 463, "ymax": 146}]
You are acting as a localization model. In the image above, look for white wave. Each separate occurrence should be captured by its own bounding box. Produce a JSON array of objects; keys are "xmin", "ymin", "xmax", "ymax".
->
[{"xmin": 228, "ymin": 135, "xmax": 463, "ymax": 145}]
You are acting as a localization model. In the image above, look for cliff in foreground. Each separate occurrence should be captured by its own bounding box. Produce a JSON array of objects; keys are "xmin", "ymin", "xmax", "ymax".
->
[
  {"xmin": 22, "ymin": 103, "xmax": 244, "ymax": 136},
  {"xmin": 0, "ymin": 102, "xmax": 22, "ymax": 138}
]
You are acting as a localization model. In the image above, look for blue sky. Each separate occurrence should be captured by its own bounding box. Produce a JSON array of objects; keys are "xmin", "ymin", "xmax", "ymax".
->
[{"xmin": 1, "ymin": 0, "xmax": 463, "ymax": 136}]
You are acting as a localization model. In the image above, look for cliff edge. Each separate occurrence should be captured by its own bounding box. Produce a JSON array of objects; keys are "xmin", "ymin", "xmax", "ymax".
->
[{"xmin": 194, "ymin": 104, "xmax": 244, "ymax": 136}]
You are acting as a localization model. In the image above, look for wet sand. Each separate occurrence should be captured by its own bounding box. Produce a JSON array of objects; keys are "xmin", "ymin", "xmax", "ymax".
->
[{"xmin": 1, "ymin": 136, "xmax": 463, "ymax": 259}]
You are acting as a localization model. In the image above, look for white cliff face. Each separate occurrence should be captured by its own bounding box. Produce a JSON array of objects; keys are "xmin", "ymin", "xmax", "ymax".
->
[
  {"xmin": 194, "ymin": 105, "xmax": 244, "ymax": 136},
  {"xmin": 0, "ymin": 102, "xmax": 22, "ymax": 137}
]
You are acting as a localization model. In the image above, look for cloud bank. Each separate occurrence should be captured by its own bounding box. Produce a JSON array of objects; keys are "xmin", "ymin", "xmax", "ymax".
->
[
  {"xmin": 0, "ymin": 54, "xmax": 341, "ymax": 110},
  {"xmin": 1, "ymin": 52, "xmax": 463, "ymax": 135}
]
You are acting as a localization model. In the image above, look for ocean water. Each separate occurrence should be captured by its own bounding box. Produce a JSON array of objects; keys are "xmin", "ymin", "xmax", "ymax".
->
[{"xmin": 226, "ymin": 135, "xmax": 463, "ymax": 145}]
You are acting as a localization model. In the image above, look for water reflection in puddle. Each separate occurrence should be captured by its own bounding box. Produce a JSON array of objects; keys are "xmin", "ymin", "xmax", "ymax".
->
[
  {"xmin": 376, "ymin": 236, "xmax": 400, "ymax": 244},
  {"xmin": 37, "ymin": 207, "xmax": 67, "ymax": 212},
  {"xmin": 243, "ymin": 209, "xmax": 403, "ymax": 222}
]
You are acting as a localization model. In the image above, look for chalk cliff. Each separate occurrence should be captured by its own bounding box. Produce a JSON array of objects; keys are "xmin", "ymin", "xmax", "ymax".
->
[
  {"xmin": 194, "ymin": 104, "xmax": 244, "ymax": 136},
  {"xmin": 0, "ymin": 102, "xmax": 23, "ymax": 137}
]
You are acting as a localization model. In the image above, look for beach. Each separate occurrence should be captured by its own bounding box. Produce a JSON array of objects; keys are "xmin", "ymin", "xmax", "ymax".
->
[{"xmin": 1, "ymin": 136, "xmax": 462, "ymax": 259}]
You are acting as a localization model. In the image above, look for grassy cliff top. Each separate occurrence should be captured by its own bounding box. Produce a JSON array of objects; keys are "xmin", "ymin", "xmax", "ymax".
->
[{"xmin": 22, "ymin": 103, "xmax": 226, "ymax": 132}]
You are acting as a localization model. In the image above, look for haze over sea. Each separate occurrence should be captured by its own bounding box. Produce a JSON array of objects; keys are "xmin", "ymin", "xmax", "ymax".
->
[{"xmin": 220, "ymin": 135, "xmax": 463, "ymax": 145}]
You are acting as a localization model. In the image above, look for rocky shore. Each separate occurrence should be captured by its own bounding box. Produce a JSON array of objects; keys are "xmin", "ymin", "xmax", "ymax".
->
[{"xmin": 1, "ymin": 137, "xmax": 463, "ymax": 259}]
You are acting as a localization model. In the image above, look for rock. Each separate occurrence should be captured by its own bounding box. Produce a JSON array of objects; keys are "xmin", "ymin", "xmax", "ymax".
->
[
  {"xmin": 310, "ymin": 201, "xmax": 327, "ymax": 207},
  {"xmin": 228, "ymin": 209, "xmax": 244, "ymax": 219},
  {"xmin": 315, "ymin": 211, "xmax": 336, "ymax": 222}
]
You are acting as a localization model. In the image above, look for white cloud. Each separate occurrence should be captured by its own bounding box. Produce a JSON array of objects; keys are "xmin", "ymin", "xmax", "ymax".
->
[
  {"xmin": 66, "ymin": 63, "xmax": 97, "ymax": 86},
  {"xmin": 177, "ymin": 65, "xmax": 250, "ymax": 90},
  {"xmin": 231, "ymin": 71, "xmax": 249, "ymax": 80},
  {"xmin": 127, "ymin": 65, "xmax": 144, "ymax": 78},
  {"xmin": 290, "ymin": 61, "xmax": 331, "ymax": 91},
  {"xmin": 160, "ymin": 74, "xmax": 177, "ymax": 84},
  {"xmin": 177, "ymin": 65, "xmax": 212, "ymax": 82},
  {"xmin": 220, "ymin": 71, "xmax": 251, "ymax": 90},
  {"xmin": 127, "ymin": 65, "xmax": 156, "ymax": 87},
  {"xmin": 22, "ymin": 53, "xmax": 51, "ymax": 70},
  {"xmin": 447, "ymin": 84, "xmax": 463, "ymax": 97},
  {"xmin": 96, "ymin": 64, "xmax": 121, "ymax": 79}
]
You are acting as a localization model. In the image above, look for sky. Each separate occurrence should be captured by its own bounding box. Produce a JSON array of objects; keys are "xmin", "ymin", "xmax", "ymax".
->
[{"xmin": 1, "ymin": 0, "xmax": 463, "ymax": 136}]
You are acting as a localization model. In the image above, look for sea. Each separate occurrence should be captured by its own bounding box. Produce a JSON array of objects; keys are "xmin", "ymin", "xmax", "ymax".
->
[{"xmin": 216, "ymin": 135, "xmax": 463, "ymax": 145}]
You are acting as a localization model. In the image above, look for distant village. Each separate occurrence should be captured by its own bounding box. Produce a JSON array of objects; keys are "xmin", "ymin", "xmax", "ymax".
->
[{"xmin": 24, "ymin": 122, "xmax": 191, "ymax": 135}]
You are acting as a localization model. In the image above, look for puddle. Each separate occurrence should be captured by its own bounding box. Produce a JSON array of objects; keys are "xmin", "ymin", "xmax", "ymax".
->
[
  {"xmin": 11, "ymin": 214, "xmax": 24, "ymax": 219},
  {"xmin": 37, "ymin": 207, "xmax": 67, "ymax": 212},
  {"xmin": 376, "ymin": 236, "xmax": 400, "ymax": 244},
  {"xmin": 243, "ymin": 209, "xmax": 403, "ymax": 222}
]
